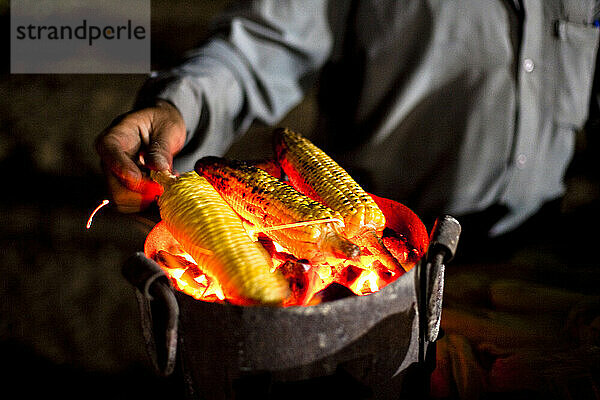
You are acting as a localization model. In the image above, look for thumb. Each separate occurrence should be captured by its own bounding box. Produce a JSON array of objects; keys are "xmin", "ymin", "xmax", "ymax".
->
[{"xmin": 145, "ymin": 135, "xmax": 175, "ymax": 172}]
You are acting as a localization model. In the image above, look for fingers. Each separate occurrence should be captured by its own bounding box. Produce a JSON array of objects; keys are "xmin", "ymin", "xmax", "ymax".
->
[
  {"xmin": 102, "ymin": 162, "xmax": 163, "ymax": 213},
  {"xmin": 143, "ymin": 100, "xmax": 187, "ymax": 172},
  {"xmin": 96, "ymin": 126, "xmax": 145, "ymax": 192},
  {"xmin": 95, "ymin": 101, "xmax": 186, "ymax": 212}
]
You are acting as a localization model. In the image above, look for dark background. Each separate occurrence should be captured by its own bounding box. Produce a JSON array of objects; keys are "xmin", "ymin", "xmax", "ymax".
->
[
  {"xmin": 1, "ymin": 1, "xmax": 599, "ymax": 398},
  {"xmin": 1, "ymin": 1, "xmax": 317, "ymax": 398}
]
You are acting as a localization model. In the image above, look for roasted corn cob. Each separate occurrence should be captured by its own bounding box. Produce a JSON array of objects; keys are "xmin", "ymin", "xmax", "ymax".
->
[
  {"xmin": 195, "ymin": 156, "xmax": 360, "ymax": 263},
  {"xmin": 274, "ymin": 128, "xmax": 385, "ymax": 237},
  {"xmin": 152, "ymin": 170, "xmax": 289, "ymax": 305},
  {"xmin": 274, "ymin": 128, "xmax": 403, "ymax": 273}
]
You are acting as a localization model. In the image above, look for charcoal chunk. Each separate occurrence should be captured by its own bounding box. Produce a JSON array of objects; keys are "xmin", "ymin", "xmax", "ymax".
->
[{"xmin": 312, "ymin": 282, "xmax": 357, "ymax": 303}]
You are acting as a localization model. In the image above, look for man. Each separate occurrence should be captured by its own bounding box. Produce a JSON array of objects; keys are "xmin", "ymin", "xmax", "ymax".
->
[{"xmin": 96, "ymin": 0, "xmax": 600, "ymax": 248}]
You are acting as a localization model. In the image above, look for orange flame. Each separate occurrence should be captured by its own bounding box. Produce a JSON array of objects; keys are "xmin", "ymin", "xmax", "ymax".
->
[
  {"xmin": 143, "ymin": 192, "xmax": 430, "ymax": 306},
  {"xmin": 349, "ymin": 270, "xmax": 380, "ymax": 295},
  {"xmin": 146, "ymin": 222, "xmax": 388, "ymax": 306}
]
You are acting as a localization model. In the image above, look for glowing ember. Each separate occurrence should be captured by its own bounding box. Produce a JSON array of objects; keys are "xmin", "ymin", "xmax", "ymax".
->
[
  {"xmin": 315, "ymin": 264, "xmax": 332, "ymax": 280},
  {"xmin": 143, "ymin": 193, "xmax": 429, "ymax": 306},
  {"xmin": 272, "ymin": 241, "xmax": 288, "ymax": 254},
  {"xmin": 86, "ymin": 199, "xmax": 110, "ymax": 229},
  {"xmin": 349, "ymin": 270, "xmax": 380, "ymax": 295},
  {"xmin": 146, "ymin": 222, "xmax": 407, "ymax": 305}
]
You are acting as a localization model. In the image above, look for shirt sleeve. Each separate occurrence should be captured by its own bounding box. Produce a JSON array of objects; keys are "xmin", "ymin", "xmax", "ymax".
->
[{"xmin": 137, "ymin": 0, "xmax": 333, "ymax": 173}]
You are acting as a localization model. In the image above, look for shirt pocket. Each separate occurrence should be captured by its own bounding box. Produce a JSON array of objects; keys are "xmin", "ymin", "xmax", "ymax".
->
[{"xmin": 554, "ymin": 19, "xmax": 600, "ymax": 128}]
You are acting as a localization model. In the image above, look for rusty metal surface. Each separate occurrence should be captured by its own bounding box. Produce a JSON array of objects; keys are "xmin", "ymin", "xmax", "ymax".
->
[
  {"xmin": 175, "ymin": 265, "xmax": 427, "ymax": 400},
  {"xmin": 177, "ymin": 265, "xmax": 420, "ymax": 369},
  {"xmin": 428, "ymin": 261, "xmax": 445, "ymax": 342},
  {"xmin": 122, "ymin": 215, "xmax": 460, "ymax": 399},
  {"xmin": 123, "ymin": 253, "xmax": 179, "ymax": 377},
  {"xmin": 423, "ymin": 216, "xmax": 461, "ymax": 343},
  {"xmin": 123, "ymin": 253, "xmax": 438, "ymax": 399}
]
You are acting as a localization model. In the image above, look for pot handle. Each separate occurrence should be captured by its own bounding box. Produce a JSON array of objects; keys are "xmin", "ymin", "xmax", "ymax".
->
[
  {"xmin": 425, "ymin": 215, "xmax": 461, "ymax": 342},
  {"xmin": 123, "ymin": 252, "xmax": 179, "ymax": 376}
]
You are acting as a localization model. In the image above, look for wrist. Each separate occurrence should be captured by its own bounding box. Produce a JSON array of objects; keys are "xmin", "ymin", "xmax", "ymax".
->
[
  {"xmin": 153, "ymin": 99, "xmax": 186, "ymax": 132},
  {"xmin": 154, "ymin": 99, "xmax": 181, "ymax": 118}
]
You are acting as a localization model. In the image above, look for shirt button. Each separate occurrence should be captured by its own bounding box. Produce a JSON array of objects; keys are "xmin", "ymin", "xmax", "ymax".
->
[
  {"xmin": 517, "ymin": 153, "xmax": 527, "ymax": 168},
  {"xmin": 523, "ymin": 58, "xmax": 534, "ymax": 73}
]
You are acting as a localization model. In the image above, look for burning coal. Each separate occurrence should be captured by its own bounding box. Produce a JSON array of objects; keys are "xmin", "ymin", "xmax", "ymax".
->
[{"xmin": 144, "ymin": 192, "xmax": 428, "ymax": 307}]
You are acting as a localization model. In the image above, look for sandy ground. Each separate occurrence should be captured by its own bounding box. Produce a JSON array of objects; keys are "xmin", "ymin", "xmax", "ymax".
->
[{"xmin": 2, "ymin": 1, "xmax": 600, "ymax": 399}]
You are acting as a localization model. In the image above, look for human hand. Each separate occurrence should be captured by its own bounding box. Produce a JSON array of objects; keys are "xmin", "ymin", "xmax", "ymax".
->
[{"xmin": 95, "ymin": 100, "xmax": 186, "ymax": 213}]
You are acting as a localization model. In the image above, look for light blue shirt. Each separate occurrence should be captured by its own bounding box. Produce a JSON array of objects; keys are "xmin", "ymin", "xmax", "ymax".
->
[{"xmin": 139, "ymin": 0, "xmax": 600, "ymax": 235}]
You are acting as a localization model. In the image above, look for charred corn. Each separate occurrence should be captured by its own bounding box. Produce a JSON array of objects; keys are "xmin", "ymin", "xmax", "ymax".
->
[
  {"xmin": 152, "ymin": 170, "xmax": 289, "ymax": 305},
  {"xmin": 274, "ymin": 128, "xmax": 386, "ymax": 238},
  {"xmin": 274, "ymin": 128, "xmax": 403, "ymax": 273},
  {"xmin": 195, "ymin": 156, "xmax": 360, "ymax": 263}
]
